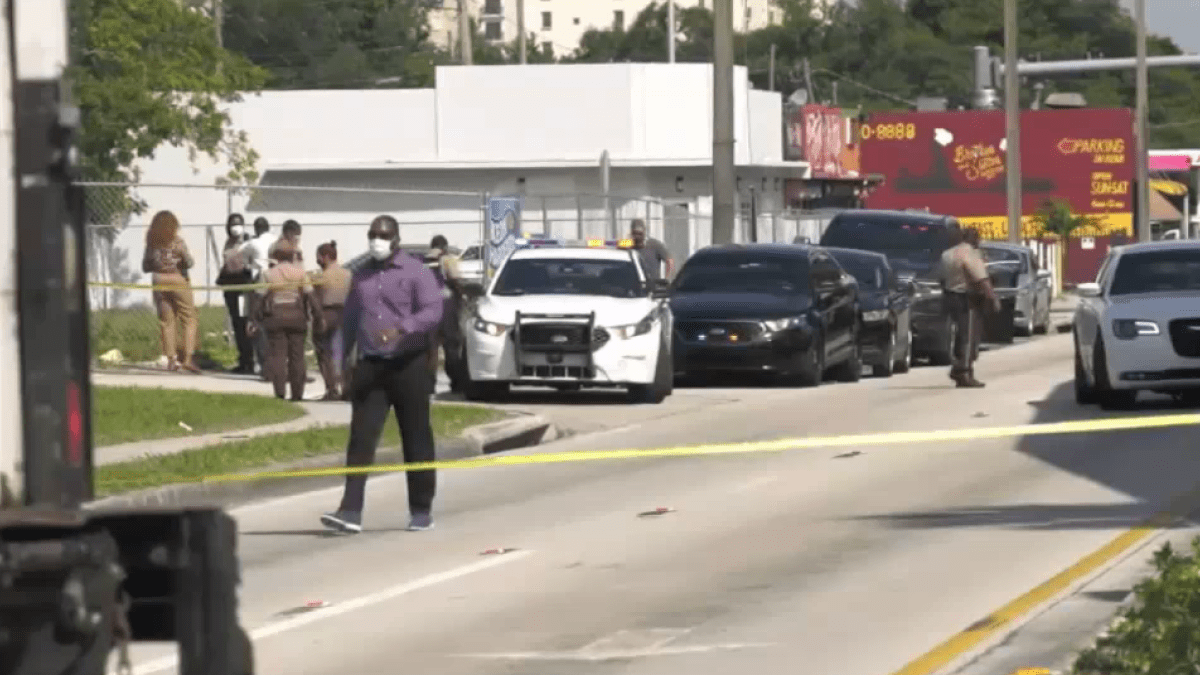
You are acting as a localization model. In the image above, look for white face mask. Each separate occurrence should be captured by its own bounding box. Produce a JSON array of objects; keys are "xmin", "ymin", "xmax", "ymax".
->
[
  {"xmin": 230, "ymin": 225, "xmax": 244, "ymax": 237},
  {"xmin": 369, "ymin": 238, "xmax": 393, "ymax": 260}
]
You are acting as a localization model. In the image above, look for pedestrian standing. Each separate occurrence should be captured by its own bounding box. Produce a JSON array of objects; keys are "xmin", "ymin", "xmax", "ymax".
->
[
  {"xmin": 939, "ymin": 224, "xmax": 1000, "ymax": 388},
  {"xmin": 424, "ymin": 235, "xmax": 466, "ymax": 393},
  {"xmin": 142, "ymin": 211, "xmax": 201, "ymax": 373},
  {"xmin": 270, "ymin": 219, "xmax": 303, "ymax": 261},
  {"xmin": 253, "ymin": 241, "xmax": 319, "ymax": 400},
  {"xmin": 217, "ymin": 213, "xmax": 255, "ymax": 374},
  {"xmin": 321, "ymin": 215, "xmax": 444, "ymax": 534},
  {"xmin": 312, "ymin": 240, "xmax": 352, "ymax": 401},
  {"xmin": 629, "ymin": 219, "xmax": 674, "ymax": 282},
  {"xmin": 240, "ymin": 217, "xmax": 276, "ymax": 378}
]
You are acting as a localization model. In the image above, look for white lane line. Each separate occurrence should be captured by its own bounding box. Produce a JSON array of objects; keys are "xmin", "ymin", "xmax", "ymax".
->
[{"xmin": 126, "ymin": 550, "xmax": 535, "ymax": 675}]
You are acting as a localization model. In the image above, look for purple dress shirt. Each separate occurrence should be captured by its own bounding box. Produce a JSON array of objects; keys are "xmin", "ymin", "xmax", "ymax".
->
[{"xmin": 332, "ymin": 249, "xmax": 444, "ymax": 366}]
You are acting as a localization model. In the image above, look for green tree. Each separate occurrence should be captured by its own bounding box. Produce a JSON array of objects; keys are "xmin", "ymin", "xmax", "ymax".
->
[
  {"xmin": 567, "ymin": 2, "xmax": 714, "ymax": 63},
  {"xmin": 1032, "ymin": 198, "xmax": 1102, "ymax": 289},
  {"xmin": 71, "ymin": 0, "xmax": 269, "ymax": 184}
]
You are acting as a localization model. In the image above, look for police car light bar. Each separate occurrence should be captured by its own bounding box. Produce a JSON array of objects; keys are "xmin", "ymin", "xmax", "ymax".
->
[{"xmin": 513, "ymin": 237, "xmax": 635, "ymax": 249}]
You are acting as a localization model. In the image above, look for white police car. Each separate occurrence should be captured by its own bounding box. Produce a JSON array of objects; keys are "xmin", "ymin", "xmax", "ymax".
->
[{"xmin": 459, "ymin": 238, "xmax": 674, "ymax": 403}]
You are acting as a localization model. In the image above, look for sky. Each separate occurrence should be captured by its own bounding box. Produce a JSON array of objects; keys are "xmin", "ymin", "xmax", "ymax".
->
[{"xmin": 1118, "ymin": 0, "xmax": 1200, "ymax": 53}]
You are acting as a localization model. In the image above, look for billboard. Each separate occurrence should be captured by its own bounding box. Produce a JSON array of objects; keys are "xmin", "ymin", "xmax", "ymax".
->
[
  {"xmin": 785, "ymin": 104, "xmax": 860, "ymax": 179},
  {"xmin": 860, "ymin": 108, "xmax": 1133, "ymax": 239}
]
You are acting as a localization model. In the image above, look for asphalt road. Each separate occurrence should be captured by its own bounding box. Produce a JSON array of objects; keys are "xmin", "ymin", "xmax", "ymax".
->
[{"xmin": 113, "ymin": 332, "xmax": 1200, "ymax": 675}]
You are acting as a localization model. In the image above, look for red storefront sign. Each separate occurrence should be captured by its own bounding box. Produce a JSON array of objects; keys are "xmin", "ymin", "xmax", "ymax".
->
[{"xmin": 785, "ymin": 104, "xmax": 858, "ymax": 179}]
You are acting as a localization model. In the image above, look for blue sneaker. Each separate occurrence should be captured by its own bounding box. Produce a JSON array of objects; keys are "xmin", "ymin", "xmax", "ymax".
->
[
  {"xmin": 320, "ymin": 510, "xmax": 362, "ymax": 534},
  {"xmin": 407, "ymin": 512, "xmax": 434, "ymax": 531}
]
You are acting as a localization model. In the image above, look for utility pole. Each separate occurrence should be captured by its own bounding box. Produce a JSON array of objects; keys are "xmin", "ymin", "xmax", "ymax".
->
[
  {"xmin": 668, "ymin": 0, "xmax": 676, "ymax": 63},
  {"xmin": 212, "ymin": 0, "xmax": 223, "ymax": 76},
  {"xmin": 768, "ymin": 44, "xmax": 776, "ymax": 91},
  {"xmin": 712, "ymin": 0, "xmax": 736, "ymax": 245},
  {"xmin": 517, "ymin": 0, "xmax": 526, "ymax": 64},
  {"xmin": 458, "ymin": 0, "xmax": 472, "ymax": 65},
  {"xmin": 1003, "ymin": 0, "xmax": 1022, "ymax": 244},
  {"xmin": 1135, "ymin": 0, "xmax": 1150, "ymax": 241},
  {"xmin": 802, "ymin": 58, "xmax": 814, "ymax": 104}
]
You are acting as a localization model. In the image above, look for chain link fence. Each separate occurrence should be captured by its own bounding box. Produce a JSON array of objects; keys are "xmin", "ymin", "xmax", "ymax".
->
[{"xmin": 81, "ymin": 180, "xmax": 836, "ymax": 370}]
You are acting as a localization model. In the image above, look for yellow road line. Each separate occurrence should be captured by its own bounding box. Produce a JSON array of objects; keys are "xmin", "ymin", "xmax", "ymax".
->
[
  {"xmin": 889, "ymin": 483, "xmax": 1200, "ymax": 675},
  {"xmin": 104, "ymin": 411, "xmax": 1200, "ymax": 486}
]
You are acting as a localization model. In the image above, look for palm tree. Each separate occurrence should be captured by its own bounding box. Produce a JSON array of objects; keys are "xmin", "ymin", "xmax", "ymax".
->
[{"xmin": 1031, "ymin": 198, "xmax": 1102, "ymax": 294}]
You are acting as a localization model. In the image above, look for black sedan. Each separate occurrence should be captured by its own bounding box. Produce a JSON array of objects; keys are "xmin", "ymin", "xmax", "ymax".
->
[
  {"xmin": 670, "ymin": 243, "xmax": 861, "ymax": 386},
  {"xmin": 826, "ymin": 247, "xmax": 915, "ymax": 377}
]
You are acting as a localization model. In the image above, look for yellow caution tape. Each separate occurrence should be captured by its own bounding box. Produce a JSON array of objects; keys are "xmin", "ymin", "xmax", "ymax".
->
[
  {"xmin": 88, "ymin": 279, "xmax": 330, "ymax": 293},
  {"xmin": 99, "ymin": 411, "xmax": 1200, "ymax": 487}
]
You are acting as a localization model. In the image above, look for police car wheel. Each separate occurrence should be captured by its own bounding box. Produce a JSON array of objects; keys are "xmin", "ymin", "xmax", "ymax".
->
[
  {"xmin": 627, "ymin": 344, "xmax": 672, "ymax": 404},
  {"xmin": 893, "ymin": 329, "xmax": 912, "ymax": 374}
]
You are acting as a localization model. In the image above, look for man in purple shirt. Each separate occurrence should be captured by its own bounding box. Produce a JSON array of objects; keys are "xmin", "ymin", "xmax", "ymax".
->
[{"xmin": 321, "ymin": 215, "xmax": 444, "ymax": 534}]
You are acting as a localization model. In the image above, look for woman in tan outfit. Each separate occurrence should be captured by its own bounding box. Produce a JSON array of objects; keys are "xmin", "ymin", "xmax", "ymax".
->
[
  {"xmin": 142, "ymin": 210, "xmax": 200, "ymax": 373},
  {"xmin": 253, "ymin": 241, "xmax": 320, "ymax": 400},
  {"xmin": 311, "ymin": 241, "xmax": 351, "ymax": 400}
]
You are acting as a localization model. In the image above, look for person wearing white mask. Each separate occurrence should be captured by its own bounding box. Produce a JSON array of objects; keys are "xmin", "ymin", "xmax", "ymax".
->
[
  {"xmin": 321, "ymin": 215, "xmax": 444, "ymax": 535},
  {"xmin": 216, "ymin": 213, "xmax": 255, "ymax": 373}
]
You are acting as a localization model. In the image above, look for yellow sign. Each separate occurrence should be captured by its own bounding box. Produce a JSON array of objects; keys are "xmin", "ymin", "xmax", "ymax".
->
[
  {"xmin": 960, "ymin": 212, "xmax": 1133, "ymax": 241},
  {"xmin": 859, "ymin": 122, "xmax": 916, "ymax": 141}
]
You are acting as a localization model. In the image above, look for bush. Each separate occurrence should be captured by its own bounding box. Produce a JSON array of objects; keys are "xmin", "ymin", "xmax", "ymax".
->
[{"xmin": 1073, "ymin": 537, "xmax": 1200, "ymax": 674}]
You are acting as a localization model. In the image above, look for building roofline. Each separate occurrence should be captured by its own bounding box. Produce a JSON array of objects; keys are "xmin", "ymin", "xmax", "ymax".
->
[{"xmin": 262, "ymin": 158, "xmax": 810, "ymax": 172}]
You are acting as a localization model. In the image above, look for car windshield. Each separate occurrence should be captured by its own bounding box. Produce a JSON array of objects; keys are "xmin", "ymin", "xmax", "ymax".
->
[
  {"xmin": 822, "ymin": 216, "xmax": 951, "ymax": 259},
  {"xmin": 830, "ymin": 254, "xmax": 885, "ymax": 290},
  {"xmin": 982, "ymin": 247, "xmax": 1023, "ymax": 265},
  {"xmin": 461, "ymin": 245, "xmax": 481, "ymax": 261},
  {"xmin": 491, "ymin": 258, "xmax": 644, "ymax": 298},
  {"xmin": 1110, "ymin": 249, "xmax": 1200, "ymax": 295},
  {"xmin": 674, "ymin": 256, "xmax": 808, "ymax": 294}
]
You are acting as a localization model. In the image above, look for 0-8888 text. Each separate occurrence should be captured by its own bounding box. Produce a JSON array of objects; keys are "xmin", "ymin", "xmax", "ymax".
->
[{"xmin": 861, "ymin": 122, "xmax": 916, "ymax": 141}]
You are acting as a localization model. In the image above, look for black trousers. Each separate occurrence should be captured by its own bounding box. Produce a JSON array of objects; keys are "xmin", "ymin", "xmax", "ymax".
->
[
  {"xmin": 223, "ymin": 291, "xmax": 254, "ymax": 370},
  {"xmin": 946, "ymin": 291, "xmax": 982, "ymax": 378},
  {"xmin": 338, "ymin": 351, "xmax": 436, "ymax": 515}
]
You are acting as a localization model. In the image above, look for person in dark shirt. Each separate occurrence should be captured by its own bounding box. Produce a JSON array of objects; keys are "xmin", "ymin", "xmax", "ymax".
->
[
  {"xmin": 630, "ymin": 218, "xmax": 674, "ymax": 282},
  {"xmin": 320, "ymin": 215, "xmax": 444, "ymax": 534}
]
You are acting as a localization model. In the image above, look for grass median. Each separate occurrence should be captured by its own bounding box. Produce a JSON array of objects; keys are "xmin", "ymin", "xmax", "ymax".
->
[
  {"xmin": 94, "ymin": 403, "xmax": 505, "ymax": 497},
  {"xmin": 93, "ymin": 385, "xmax": 306, "ymax": 446}
]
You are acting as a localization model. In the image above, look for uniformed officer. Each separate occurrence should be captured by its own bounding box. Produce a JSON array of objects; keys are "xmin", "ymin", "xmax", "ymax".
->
[
  {"xmin": 939, "ymin": 224, "xmax": 1000, "ymax": 388},
  {"xmin": 424, "ymin": 235, "xmax": 466, "ymax": 393}
]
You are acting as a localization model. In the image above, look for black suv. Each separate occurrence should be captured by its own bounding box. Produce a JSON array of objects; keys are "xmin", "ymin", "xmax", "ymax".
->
[
  {"xmin": 670, "ymin": 243, "xmax": 861, "ymax": 386},
  {"xmin": 819, "ymin": 210, "xmax": 956, "ymax": 365}
]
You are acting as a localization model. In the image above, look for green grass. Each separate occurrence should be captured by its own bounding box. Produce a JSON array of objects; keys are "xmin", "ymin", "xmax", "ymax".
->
[
  {"xmin": 93, "ymin": 386, "xmax": 307, "ymax": 446},
  {"xmin": 95, "ymin": 403, "xmax": 505, "ymax": 496},
  {"xmin": 90, "ymin": 304, "xmax": 319, "ymax": 370}
]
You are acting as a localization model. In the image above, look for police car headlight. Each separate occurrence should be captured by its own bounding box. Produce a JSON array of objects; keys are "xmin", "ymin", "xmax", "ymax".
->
[
  {"xmin": 762, "ymin": 317, "xmax": 804, "ymax": 332},
  {"xmin": 613, "ymin": 314, "xmax": 656, "ymax": 339},
  {"xmin": 472, "ymin": 317, "xmax": 508, "ymax": 336}
]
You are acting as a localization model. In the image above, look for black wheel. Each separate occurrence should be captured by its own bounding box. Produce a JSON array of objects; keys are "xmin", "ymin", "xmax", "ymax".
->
[
  {"xmin": 1093, "ymin": 337, "xmax": 1137, "ymax": 410},
  {"xmin": 628, "ymin": 343, "xmax": 673, "ymax": 404},
  {"xmin": 928, "ymin": 317, "xmax": 955, "ymax": 367},
  {"xmin": 795, "ymin": 335, "xmax": 825, "ymax": 387},
  {"xmin": 1033, "ymin": 302, "xmax": 1049, "ymax": 335},
  {"xmin": 832, "ymin": 326, "xmax": 863, "ymax": 383},
  {"xmin": 873, "ymin": 327, "xmax": 897, "ymax": 378},
  {"xmin": 1074, "ymin": 337, "xmax": 1098, "ymax": 405},
  {"xmin": 893, "ymin": 327, "xmax": 912, "ymax": 374}
]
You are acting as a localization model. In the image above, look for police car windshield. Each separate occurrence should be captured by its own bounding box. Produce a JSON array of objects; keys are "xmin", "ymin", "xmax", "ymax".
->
[
  {"xmin": 492, "ymin": 258, "xmax": 645, "ymax": 298},
  {"xmin": 822, "ymin": 217, "xmax": 951, "ymax": 258},
  {"xmin": 674, "ymin": 256, "xmax": 808, "ymax": 294},
  {"xmin": 1110, "ymin": 249, "xmax": 1200, "ymax": 296}
]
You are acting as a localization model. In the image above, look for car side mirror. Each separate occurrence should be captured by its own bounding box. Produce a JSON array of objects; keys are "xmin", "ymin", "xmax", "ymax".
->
[
  {"xmin": 461, "ymin": 281, "xmax": 486, "ymax": 299},
  {"xmin": 1036, "ymin": 269, "xmax": 1052, "ymax": 280},
  {"xmin": 1075, "ymin": 282, "xmax": 1101, "ymax": 298},
  {"xmin": 650, "ymin": 278, "xmax": 671, "ymax": 299}
]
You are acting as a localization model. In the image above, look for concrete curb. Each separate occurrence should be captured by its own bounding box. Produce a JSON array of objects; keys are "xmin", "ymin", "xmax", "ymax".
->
[{"xmin": 86, "ymin": 413, "xmax": 558, "ymax": 512}]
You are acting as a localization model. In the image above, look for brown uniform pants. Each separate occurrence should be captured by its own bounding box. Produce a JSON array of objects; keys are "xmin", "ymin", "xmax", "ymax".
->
[
  {"xmin": 266, "ymin": 325, "xmax": 308, "ymax": 400},
  {"xmin": 313, "ymin": 306, "xmax": 344, "ymax": 396},
  {"xmin": 152, "ymin": 272, "xmax": 198, "ymax": 362},
  {"xmin": 947, "ymin": 291, "xmax": 982, "ymax": 379}
]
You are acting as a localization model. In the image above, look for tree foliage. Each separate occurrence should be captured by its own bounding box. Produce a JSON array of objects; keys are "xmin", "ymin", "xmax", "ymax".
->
[{"xmin": 70, "ymin": 0, "xmax": 269, "ymax": 183}]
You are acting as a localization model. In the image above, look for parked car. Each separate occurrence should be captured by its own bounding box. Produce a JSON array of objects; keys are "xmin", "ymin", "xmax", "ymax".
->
[
  {"xmin": 458, "ymin": 241, "xmax": 485, "ymax": 284},
  {"xmin": 670, "ymin": 243, "xmax": 861, "ymax": 386},
  {"xmin": 826, "ymin": 247, "xmax": 915, "ymax": 377},
  {"xmin": 979, "ymin": 241, "xmax": 1054, "ymax": 337},
  {"xmin": 819, "ymin": 210, "xmax": 957, "ymax": 365},
  {"xmin": 1073, "ymin": 240, "xmax": 1200, "ymax": 409}
]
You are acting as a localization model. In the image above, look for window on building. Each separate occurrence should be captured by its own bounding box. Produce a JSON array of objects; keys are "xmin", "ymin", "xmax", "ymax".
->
[
  {"xmin": 484, "ymin": 20, "xmax": 503, "ymax": 40},
  {"xmin": 542, "ymin": 11, "xmax": 551, "ymax": 29},
  {"xmin": 614, "ymin": 10, "xmax": 624, "ymax": 29},
  {"xmin": 483, "ymin": 0, "xmax": 501, "ymax": 14}
]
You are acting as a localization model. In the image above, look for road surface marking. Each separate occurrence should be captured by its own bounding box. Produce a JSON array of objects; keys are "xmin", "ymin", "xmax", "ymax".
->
[
  {"xmin": 888, "ymin": 479, "xmax": 1200, "ymax": 675},
  {"xmin": 461, "ymin": 627, "xmax": 774, "ymax": 662},
  {"xmin": 126, "ymin": 550, "xmax": 534, "ymax": 675},
  {"xmin": 175, "ymin": 411, "xmax": 1200, "ymax": 484}
]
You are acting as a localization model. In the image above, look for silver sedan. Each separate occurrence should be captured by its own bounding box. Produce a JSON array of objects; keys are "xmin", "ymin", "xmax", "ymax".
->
[{"xmin": 980, "ymin": 241, "xmax": 1054, "ymax": 337}]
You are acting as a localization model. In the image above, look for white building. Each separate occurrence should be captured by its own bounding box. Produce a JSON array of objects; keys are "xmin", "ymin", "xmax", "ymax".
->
[
  {"xmin": 96, "ymin": 63, "xmax": 809, "ymax": 307},
  {"xmin": 428, "ymin": 0, "xmax": 787, "ymax": 58}
]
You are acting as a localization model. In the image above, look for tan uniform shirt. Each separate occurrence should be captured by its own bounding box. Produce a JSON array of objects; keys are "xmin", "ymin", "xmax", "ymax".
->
[
  {"xmin": 259, "ymin": 261, "xmax": 311, "ymax": 326},
  {"xmin": 143, "ymin": 236, "xmax": 194, "ymax": 277},
  {"xmin": 312, "ymin": 265, "xmax": 352, "ymax": 309},
  {"xmin": 939, "ymin": 242, "xmax": 989, "ymax": 293}
]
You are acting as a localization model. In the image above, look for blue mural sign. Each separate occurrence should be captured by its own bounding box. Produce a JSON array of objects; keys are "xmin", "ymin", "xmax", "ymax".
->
[{"xmin": 485, "ymin": 196, "xmax": 523, "ymax": 275}]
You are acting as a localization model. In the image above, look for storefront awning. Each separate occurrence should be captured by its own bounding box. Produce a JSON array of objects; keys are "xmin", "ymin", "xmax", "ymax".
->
[
  {"xmin": 1149, "ymin": 154, "xmax": 1193, "ymax": 171},
  {"xmin": 1150, "ymin": 187, "xmax": 1184, "ymax": 222},
  {"xmin": 1151, "ymin": 178, "xmax": 1189, "ymax": 196}
]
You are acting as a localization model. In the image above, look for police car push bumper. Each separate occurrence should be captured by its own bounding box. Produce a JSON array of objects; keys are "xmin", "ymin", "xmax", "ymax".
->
[{"xmin": 467, "ymin": 310, "xmax": 662, "ymax": 385}]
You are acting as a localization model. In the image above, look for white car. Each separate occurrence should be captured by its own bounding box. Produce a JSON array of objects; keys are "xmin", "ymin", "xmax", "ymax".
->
[
  {"xmin": 1073, "ymin": 240, "xmax": 1200, "ymax": 409},
  {"xmin": 459, "ymin": 241, "xmax": 674, "ymax": 404},
  {"xmin": 457, "ymin": 241, "xmax": 485, "ymax": 284}
]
